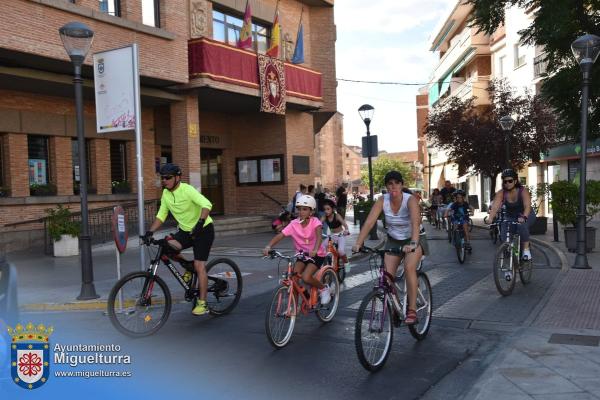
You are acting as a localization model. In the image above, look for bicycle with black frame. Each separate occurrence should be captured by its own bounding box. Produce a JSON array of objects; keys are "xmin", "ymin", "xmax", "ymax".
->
[
  {"xmin": 490, "ymin": 211, "xmax": 534, "ymax": 296},
  {"xmin": 107, "ymin": 235, "xmax": 243, "ymax": 337}
]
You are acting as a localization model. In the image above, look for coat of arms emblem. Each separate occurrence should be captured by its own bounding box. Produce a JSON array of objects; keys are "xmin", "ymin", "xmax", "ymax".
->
[{"xmin": 8, "ymin": 323, "xmax": 53, "ymax": 390}]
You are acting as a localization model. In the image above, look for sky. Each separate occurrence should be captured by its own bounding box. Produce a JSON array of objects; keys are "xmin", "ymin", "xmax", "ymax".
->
[{"xmin": 334, "ymin": 0, "xmax": 454, "ymax": 153}]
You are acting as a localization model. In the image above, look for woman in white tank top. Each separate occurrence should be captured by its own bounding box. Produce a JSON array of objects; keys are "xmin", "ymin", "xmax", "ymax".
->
[{"xmin": 352, "ymin": 171, "xmax": 426, "ymax": 325}]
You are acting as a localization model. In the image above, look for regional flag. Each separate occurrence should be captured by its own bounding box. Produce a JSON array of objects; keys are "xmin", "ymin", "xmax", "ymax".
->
[
  {"xmin": 237, "ymin": 0, "xmax": 253, "ymax": 49},
  {"xmin": 291, "ymin": 22, "xmax": 304, "ymax": 64},
  {"xmin": 266, "ymin": 11, "xmax": 281, "ymax": 58}
]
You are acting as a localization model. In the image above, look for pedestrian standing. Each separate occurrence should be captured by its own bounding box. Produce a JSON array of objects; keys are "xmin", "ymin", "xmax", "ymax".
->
[{"xmin": 335, "ymin": 185, "xmax": 348, "ymax": 218}]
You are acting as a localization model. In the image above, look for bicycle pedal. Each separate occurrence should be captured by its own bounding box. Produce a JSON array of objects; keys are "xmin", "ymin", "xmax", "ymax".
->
[{"xmin": 505, "ymin": 274, "xmax": 512, "ymax": 282}]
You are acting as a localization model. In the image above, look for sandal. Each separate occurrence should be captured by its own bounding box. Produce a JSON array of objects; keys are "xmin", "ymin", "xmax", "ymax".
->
[{"xmin": 405, "ymin": 309, "xmax": 418, "ymax": 325}]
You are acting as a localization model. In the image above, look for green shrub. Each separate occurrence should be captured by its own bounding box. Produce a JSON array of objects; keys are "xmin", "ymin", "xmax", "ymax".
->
[
  {"xmin": 549, "ymin": 180, "xmax": 600, "ymax": 227},
  {"xmin": 46, "ymin": 205, "xmax": 79, "ymax": 242}
]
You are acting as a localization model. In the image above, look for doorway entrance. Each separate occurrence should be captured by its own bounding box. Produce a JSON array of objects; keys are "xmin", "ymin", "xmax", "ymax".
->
[{"xmin": 201, "ymin": 148, "xmax": 224, "ymax": 215}]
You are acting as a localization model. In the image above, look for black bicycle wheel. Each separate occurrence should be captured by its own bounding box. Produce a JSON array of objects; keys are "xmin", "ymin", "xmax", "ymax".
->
[
  {"xmin": 316, "ymin": 268, "xmax": 340, "ymax": 322},
  {"xmin": 355, "ymin": 290, "xmax": 393, "ymax": 372},
  {"xmin": 456, "ymin": 240, "xmax": 466, "ymax": 264},
  {"xmin": 447, "ymin": 222, "xmax": 452, "ymax": 243},
  {"xmin": 336, "ymin": 261, "xmax": 346, "ymax": 284},
  {"xmin": 519, "ymin": 256, "xmax": 533, "ymax": 284},
  {"xmin": 493, "ymin": 243, "xmax": 516, "ymax": 296},
  {"xmin": 408, "ymin": 272, "xmax": 432, "ymax": 340},
  {"xmin": 468, "ymin": 218, "xmax": 474, "ymax": 232},
  {"xmin": 206, "ymin": 258, "xmax": 243, "ymax": 315},
  {"xmin": 265, "ymin": 285, "xmax": 296, "ymax": 349},
  {"xmin": 107, "ymin": 272, "xmax": 171, "ymax": 338}
]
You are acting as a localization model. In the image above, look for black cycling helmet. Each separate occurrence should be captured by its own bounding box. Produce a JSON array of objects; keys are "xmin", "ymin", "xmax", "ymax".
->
[
  {"xmin": 455, "ymin": 189, "xmax": 466, "ymax": 197},
  {"xmin": 384, "ymin": 170, "xmax": 404, "ymax": 185},
  {"xmin": 321, "ymin": 198, "xmax": 337, "ymax": 209},
  {"xmin": 501, "ymin": 169, "xmax": 517, "ymax": 179},
  {"xmin": 159, "ymin": 163, "xmax": 182, "ymax": 176}
]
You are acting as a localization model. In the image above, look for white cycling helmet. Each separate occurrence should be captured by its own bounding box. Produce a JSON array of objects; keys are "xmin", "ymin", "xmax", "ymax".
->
[{"xmin": 295, "ymin": 195, "xmax": 316, "ymax": 210}]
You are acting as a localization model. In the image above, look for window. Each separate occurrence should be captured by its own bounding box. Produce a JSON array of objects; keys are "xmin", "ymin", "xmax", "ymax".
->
[
  {"xmin": 293, "ymin": 155, "xmax": 310, "ymax": 175},
  {"xmin": 498, "ymin": 55, "xmax": 506, "ymax": 78},
  {"xmin": 142, "ymin": 0, "xmax": 160, "ymax": 28},
  {"xmin": 28, "ymin": 136, "xmax": 50, "ymax": 186},
  {"xmin": 568, "ymin": 159, "xmax": 580, "ymax": 183},
  {"xmin": 346, "ymin": 153, "xmax": 349, "ymax": 158},
  {"xmin": 514, "ymin": 44, "xmax": 526, "ymax": 68},
  {"xmin": 110, "ymin": 140, "xmax": 128, "ymax": 183},
  {"xmin": 72, "ymin": 139, "xmax": 93, "ymax": 191},
  {"xmin": 236, "ymin": 155, "xmax": 284, "ymax": 185},
  {"xmin": 212, "ymin": 9, "xmax": 269, "ymax": 53},
  {"xmin": 99, "ymin": 0, "xmax": 120, "ymax": 17}
]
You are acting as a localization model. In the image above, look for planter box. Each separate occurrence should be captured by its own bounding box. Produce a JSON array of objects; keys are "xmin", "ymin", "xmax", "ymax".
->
[
  {"xmin": 564, "ymin": 227, "xmax": 596, "ymax": 253},
  {"xmin": 112, "ymin": 186, "xmax": 131, "ymax": 194},
  {"xmin": 530, "ymin": 217, "xmax": 548, "ymax": 235},
  {"xmin": 53, "ymin": 234, "xmax": 79, "ymax": 257}
]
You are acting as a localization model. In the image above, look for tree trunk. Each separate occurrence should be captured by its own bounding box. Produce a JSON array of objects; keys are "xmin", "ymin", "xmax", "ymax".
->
[{"xmin": 489, "ymin": 173, "xmax": 498, "ymax": 202}]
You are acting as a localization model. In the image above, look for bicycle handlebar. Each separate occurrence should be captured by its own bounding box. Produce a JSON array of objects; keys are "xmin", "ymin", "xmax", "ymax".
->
[
  {"xmin": 263, "ymin": 250, "xmax": 315, "ymax": 263},
  {"xmin": 352, "ymin": 245, "xmax": 404, "ymax": 256}
]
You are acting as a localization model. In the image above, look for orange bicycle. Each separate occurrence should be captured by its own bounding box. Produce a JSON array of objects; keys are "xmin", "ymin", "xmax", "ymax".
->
[
  {"xmin": 264, "ymin": 250, "xmax": 340, "ymax": 349},
  {"xmin": 323, "ymin": 231, "xmax": 350, "ymax": 283}
]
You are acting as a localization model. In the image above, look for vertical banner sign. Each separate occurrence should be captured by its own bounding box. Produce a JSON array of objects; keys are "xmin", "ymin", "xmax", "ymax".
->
[
  {"xmin": 111, "ymin": 206, "xmax": 128, "ymax": 253},
  {"xmin": 93, "ymin": 44, "xmax": 145, "ymax": 270},
  {"xmin": 93, "ymin": 46, "xmax": 136, "ymax": 133},
  {"xmin": 258, "ymin": 54, "xmax": 286, "ymax": 115}
]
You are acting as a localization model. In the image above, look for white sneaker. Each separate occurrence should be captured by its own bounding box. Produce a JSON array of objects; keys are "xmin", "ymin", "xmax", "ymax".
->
[
  {"xmin": 319, "ymin": 284, "xmax": 331, "ymax": 305},
  {"xmin": 522, "ymin": 249, "xmax": 532, "ymax": 261}
]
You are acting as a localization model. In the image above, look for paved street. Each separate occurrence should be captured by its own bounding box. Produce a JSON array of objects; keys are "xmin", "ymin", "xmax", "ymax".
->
[{"xmin": 1, "ymin": 219, "xmax": 569, "ymax": 399}]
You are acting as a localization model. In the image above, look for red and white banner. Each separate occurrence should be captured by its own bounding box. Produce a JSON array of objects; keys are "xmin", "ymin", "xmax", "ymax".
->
[{"xmin": 258, "ymin": 54, "xmax": 286, "ymax": 115}]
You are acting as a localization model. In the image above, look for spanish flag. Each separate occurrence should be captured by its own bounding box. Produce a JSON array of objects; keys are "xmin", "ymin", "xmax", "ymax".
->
[
  {"xmin": 266, "ymin": 10, "xmax": 281, "ymax": 58},
  {"xmin": 237, "ymin": 0, "xmax": 253, "ymax": 50}
]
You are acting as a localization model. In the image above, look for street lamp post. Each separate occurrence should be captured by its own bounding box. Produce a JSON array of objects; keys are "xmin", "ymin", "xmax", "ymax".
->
[
  {"xmin": 499, "ymin": 115, "xmax": 515, "ymax": 169},
  {"xmin": 59, "ymin": 22, "xmax": 99, "ymax": 299},
  {"xmin": 428, "ymin": 151, "xmax": 432, "ymax": 196},
  {"xmin": 358, "ymin": 104, "xmax": 378, "ymax": 240},
  {"xmin": 358, "ymin": 104, "xmax": 375, "ymax": 200},
  {"xmin": 570, "ymin": 33, "xmax": 600, "ymax": 269}
]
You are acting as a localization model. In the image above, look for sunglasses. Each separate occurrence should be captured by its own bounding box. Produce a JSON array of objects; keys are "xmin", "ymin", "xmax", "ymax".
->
[
  {"xmin": 161, "ymin": 175, "xmax": 174, "ymax": 181},
  {"xmin": 503, "ymin": 179, "xmax": 514, "ymax": 184}
]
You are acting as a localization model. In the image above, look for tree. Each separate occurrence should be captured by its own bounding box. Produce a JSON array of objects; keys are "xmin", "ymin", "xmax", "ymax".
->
[
  {"xmin": 361, "ymin": 155, "xmax": 414, "ymax": 192},
  {"xmin": 467, "ymin": 0, "xmax": 600, "ymax": 140},
  {"xmin": 425, "ymin": 79, "xmax": 557, "ymax": 196}
]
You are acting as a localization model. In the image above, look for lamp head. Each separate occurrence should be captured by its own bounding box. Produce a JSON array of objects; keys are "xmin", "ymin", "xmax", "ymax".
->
[
  {"xmin": 358, "ymin": 104, "xmax": 374, "ymax": 125},
  {"xmin": 59, "ymin": 22, "xmax": 94, "ymax": 65},
  {"xmin": 499, "ymin": 115, "xmax": 515, "ymax": 131},
  {"xmin": 571, "ymin": 34, "xmax": 600, "ymax": 66}
]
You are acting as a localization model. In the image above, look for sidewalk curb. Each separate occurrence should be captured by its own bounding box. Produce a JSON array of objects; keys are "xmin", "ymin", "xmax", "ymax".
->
[
  {"xmin": 22, "ymin": 228, "xmax": 387, "ymax": 313},
  {"xmin": 472, "ymin": 224, "xmax": 569, "ymax": 271}
]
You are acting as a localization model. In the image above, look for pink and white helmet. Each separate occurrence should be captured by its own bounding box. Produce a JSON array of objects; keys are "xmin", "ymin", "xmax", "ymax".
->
[{"xmin": 295, "ymin": 195, "xmax": 316, "ymax": 210}]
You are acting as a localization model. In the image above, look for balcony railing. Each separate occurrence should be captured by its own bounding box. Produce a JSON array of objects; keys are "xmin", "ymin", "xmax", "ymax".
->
[
  {"xmin": 534, "ymin": 54, "xmax": 548, "ymax": 78},
  {"xmin": 188, "ymin": 38, "xmax": 323, "ymax": 103}
]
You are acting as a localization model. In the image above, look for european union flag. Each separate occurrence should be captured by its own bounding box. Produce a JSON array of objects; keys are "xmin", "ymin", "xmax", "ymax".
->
[{"xmin": 292, "ymin": 23, "xmax": 304, "ymax": 64}]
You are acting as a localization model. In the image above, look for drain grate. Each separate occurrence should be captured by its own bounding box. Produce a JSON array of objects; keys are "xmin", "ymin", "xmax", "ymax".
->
[{"xmin": 548, "ymin": 333, "xmax": 600, "ymax": 347}]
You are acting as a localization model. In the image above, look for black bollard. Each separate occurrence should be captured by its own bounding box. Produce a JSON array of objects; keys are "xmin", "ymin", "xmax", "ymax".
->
[{"xmin": 553, "ymin": 218, "xmax": 559, "ymax": 242}]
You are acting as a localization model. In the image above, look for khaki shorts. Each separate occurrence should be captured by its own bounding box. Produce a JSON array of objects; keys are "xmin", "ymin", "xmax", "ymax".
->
[{"xmin": 384, "ymin": 234, "xmax": 429, "ymax": 256}]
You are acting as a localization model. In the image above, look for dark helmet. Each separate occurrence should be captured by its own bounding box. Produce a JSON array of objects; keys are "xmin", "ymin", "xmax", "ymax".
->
[
  {"xmin": 159, "ymin": 163, "xmax": 182, "ymax": 176},
  {"xmin": 384, "ymin": 170, "xmax": 404, "ymax": 185},
  {"xmin": 455, "ymin": 189, "xmax": 466, "ymax": 197},
  {"xmin": 501, "ymin": 169, "xmax": 517, "ymax": 179},
  {"xmin": 321, "ymin": 198, "xmax": 337, "ymax": 209}
]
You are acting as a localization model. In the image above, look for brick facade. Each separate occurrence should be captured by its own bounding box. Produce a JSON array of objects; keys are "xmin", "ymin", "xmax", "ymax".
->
[{"xmin": 1, "ymin": 0, "xmax": 340, "ymax": 251}]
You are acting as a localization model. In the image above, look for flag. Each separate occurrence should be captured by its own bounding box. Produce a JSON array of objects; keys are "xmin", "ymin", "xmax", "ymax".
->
[
  {"xmin": 237, "ymin": 0, "xmax": 253, "ymax": 49},
  {"xmin": 266, "ymin": 11, "xmax": 280, "ymax": 58},
  {"xmin": 291, "ymin": 22, "xmax": 304, "ymax": 64}
]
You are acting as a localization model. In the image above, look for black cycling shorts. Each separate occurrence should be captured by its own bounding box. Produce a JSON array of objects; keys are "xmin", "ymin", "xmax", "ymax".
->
[
  {"xmin": 295, "ymin": 255, "xmax": 325, "ymax": 268},
  {"xmin": 171, "ymin": 223, "xmax": 215, "ymax": 261}
]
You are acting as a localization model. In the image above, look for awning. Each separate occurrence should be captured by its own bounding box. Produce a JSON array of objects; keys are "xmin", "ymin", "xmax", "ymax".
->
[
  {"xmin": 444, "ymin": 163, "xmax": 459, "ymax": 183},
  {"xmin": 540, "ymin": 138, "xmax": 600, "ymax": 162},
  {"xmin": 430, "ymin": 164, "xmax": 444, "ymax": 189}
]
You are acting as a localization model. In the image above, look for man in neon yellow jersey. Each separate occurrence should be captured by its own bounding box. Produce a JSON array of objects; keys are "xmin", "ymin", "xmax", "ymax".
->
[{"xmin": 144, "ymin": 163, "xmax": 214, "ymax": 316}]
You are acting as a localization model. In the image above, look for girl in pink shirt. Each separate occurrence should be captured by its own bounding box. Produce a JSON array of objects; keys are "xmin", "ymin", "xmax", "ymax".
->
[{"xmin": 263, "ymin": 195, "xmax": 331, "ymax": 304}]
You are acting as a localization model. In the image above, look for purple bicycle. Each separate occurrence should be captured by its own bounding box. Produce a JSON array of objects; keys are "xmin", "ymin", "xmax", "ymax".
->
[{"xmin": 353, "ymin": 246, "xmax": 432, "ymax": 372}]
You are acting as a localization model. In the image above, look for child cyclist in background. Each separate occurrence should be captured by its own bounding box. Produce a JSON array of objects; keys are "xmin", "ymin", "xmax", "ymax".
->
[
  {"xmin": 320, "ymin": 198, "xmax": 351, "ymax": 264},
  {"xmin": 263, "ymin": 195, "xmax": 332, "ymax": 304},
  {"xmin": 444, "ymin": 190, "xmax": 474, "ymax": 250}
]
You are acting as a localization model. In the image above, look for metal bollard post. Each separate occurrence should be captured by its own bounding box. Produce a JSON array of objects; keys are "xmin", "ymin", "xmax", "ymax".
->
[{"xmin": 553, "ymin": 218, "xmax": 559, "ymax": 242}]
